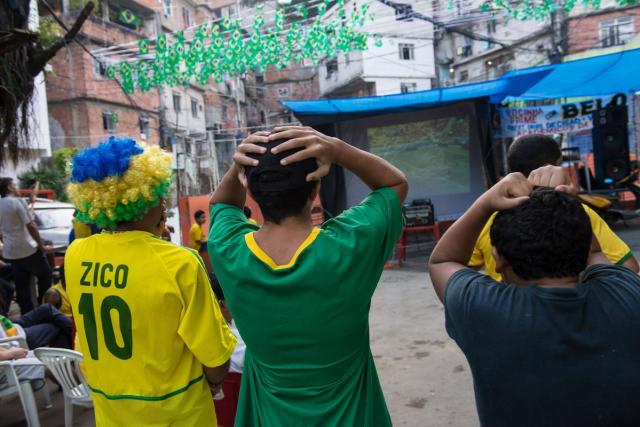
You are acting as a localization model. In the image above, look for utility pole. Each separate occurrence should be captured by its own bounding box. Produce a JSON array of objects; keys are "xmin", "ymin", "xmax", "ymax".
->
[{"xmin": 234, "ymin": 0, "xmax": 243, "ymax": 142}]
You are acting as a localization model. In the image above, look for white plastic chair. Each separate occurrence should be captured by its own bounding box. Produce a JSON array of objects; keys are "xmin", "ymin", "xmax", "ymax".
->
[
  {"xmin": 0, "ymin": 335, "xmax": 52, "ymax": 409},
  {"xmin": 0, "ymin": 360, "xmax": 41, "ymax": 427},
  {"xmin": 33, "ymin": 348, "xmax": 93, "ymax": 427}
]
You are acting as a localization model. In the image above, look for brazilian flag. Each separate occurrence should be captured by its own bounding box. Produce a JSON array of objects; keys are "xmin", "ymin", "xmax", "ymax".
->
[{"xmin": 119, "ymin": 7, "xmax": 140, "ymax": 28}]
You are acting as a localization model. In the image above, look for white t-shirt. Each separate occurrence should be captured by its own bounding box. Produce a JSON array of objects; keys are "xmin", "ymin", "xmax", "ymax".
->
[
  {"xmin": 0, "ymin": 197, "xmax": 36, "ymax": 260},
  {"xmin": 230, "ymin": 323, "xmax": 245, "ymax": 374}
]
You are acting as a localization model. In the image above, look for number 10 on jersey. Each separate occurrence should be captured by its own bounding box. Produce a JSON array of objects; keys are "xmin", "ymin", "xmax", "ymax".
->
[{"xmin": 78, "ymin": 293, "xmax": 133, "ymax": 360}]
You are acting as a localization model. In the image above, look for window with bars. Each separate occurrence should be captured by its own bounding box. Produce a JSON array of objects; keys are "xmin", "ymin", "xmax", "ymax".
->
[
  {"xmin": 139, "ymin": 117, "xmax": 150, "ymax": 140},
  {"xmin": 163, "ymin": 0, "xmax": 172, "ymax": 17},
  {"xmin": 191, "ymin": 98, "xmax": 198, "ymax": 118},
  {"xmin": 182, "ymin": 7, "xmax": 191, "ymax": 28},
  {"xmin": 600, "ymin": 16, "xmax": 634, "ymax": 48},
  {"xmin": 173, "ymin": 93, "xmax": 181, "ymax": 112},
  {"xmin": 399, "ymin": 43, "xmax": 415, "ymax": 60},
  {"xmin": 400, "ymin": 82, "xmax": 417, "ymax": 93},
  {"xmin": 103, "ymin": 110, "xmax": 117, "ymax": 132}
]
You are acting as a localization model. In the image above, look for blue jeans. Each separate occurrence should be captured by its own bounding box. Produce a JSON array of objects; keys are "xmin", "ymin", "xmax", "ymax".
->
[{"xmin": 15, "ymin": 304, "xmax": 72, "ymax": 349}]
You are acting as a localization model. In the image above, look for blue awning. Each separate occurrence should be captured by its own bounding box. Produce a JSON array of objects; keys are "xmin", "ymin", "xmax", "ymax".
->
[
  {"xmin": 280, "ymin": 66, "xmax": 553, "ymax": 117},
  {"xmin": 505, "ymin": 47, "xmax": 640, "ymax": 100}
]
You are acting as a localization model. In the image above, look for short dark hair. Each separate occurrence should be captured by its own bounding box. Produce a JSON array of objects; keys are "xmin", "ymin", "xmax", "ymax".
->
[
  {"xmin": 507, "ymin": 135, "xmax": 562, "ymax": 177},
  {"xmin": 490, "ymin": 189, "xmax": 592, "ymax": 281},
  {"xmin": 194, "ymin": 210, "xmax": 205, "ymax": 220},
  {"xmin": 243, "ymin": 206, "xmax": 252, "ymax": 218},
  {"xmin": 249, "ymin": 172, "xmax": 316, "ymax": 224},
  {"xmin": 0, "ymin": 178, "xmax": 13, "ymax": 198}
]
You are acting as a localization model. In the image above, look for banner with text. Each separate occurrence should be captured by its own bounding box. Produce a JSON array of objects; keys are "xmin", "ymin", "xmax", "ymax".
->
[{"xmin": 498, "ymin": 105, "xmax": 593, "ymax": 138}]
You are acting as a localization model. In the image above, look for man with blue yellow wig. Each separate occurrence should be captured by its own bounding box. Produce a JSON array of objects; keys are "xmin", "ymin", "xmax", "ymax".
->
[{"xmin": 64, "ymin": 136, "xmax": 236, "ymax": 426}]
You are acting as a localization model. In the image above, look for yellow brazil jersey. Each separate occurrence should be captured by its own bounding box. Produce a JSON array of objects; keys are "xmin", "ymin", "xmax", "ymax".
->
[
  {"xmin": 52, "ymin": 283, "xmax": 72, "ymax": 318},
  {"xmin": 65, "ymin": 231, "xmax": 236, "ymax": 427},
  {"xmin": 189, "ymin": 223, "xmax": 205, "ymax": 251},
  {"xmin": 468, "ymin": 204, "xmax": 633, "ymax": 281}
]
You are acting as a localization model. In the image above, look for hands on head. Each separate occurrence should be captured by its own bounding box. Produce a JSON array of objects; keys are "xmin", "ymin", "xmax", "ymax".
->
[
  {"xmin": 482, "ymin": 165, "xmax": 579, "ymax": 213},
  {"xmin": 233, "ymin": 127, "xmax": 340, "ymax": 184}
]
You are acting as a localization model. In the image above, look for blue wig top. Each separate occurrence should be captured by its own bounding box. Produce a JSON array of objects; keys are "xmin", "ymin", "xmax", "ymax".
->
[{"xmin": 70, "ymin": 136, "xmax": 144, "ymax": 183}]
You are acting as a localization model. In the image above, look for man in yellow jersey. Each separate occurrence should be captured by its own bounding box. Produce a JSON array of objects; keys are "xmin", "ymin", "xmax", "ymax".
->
[
  {"xmin": 469, "ymin": 134, "xmax": 638, "ymax": 280},
  {"xmin": 189, "ymin": 209, "xmax": 207, "ymax": 252},
  {"xmin": 64, "ymin": 136, "xmax": 236, "ymax": 426}
]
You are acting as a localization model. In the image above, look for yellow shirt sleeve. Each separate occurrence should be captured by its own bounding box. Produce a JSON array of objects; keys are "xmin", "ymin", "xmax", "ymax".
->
[
  {"xmin": 466, "ymin": 213, "xmax": 502, "ymax": 281},
  {"xmin": 52, "ymin": 283, "xmax": 73, "ymax": 318},
  {"xmin": 189, "ymin": 224, "xmax": 204, "ymax": 251},
  {"xmin": 582, "ymin": 204, "xmax": 632, "ymax": 265},
  {"xmin": 177, "ymin": 253, "xmax": 236, "ymax": 368}
]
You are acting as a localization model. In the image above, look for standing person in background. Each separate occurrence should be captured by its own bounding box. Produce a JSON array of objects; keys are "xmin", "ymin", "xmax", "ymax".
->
[
  {"xmin": 189, "ymin": 210, "xmax": 207, "ymax": 252},
  {"xmin": 65, "ymin": 136, "xmax": 236, "ymax": 426},
  {"xmin": 468, "ymin": 134, "xmax": 639, "ymax": 280},
  {"xmin": 209, "ymin": 126, "xmax": 408, "ymax": 426},
  {"xmin": 0, "ymin": 178, "xmax": 52, "ymax": 314}
]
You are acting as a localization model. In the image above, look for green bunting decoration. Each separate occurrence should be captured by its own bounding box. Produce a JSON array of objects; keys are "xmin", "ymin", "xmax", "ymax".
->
[
  {"xmin": 479, "ymin": 0, "xmax": 639, "ymax": 20},
  {"xmin": 106, "ymin": 2, "xmax": 376, "ymax": 94}
]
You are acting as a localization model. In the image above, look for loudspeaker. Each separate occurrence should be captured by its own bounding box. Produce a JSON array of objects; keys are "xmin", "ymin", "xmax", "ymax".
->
[{"xmin": 591, "ymin": 105, "xmax": 630, "ymax": 186}]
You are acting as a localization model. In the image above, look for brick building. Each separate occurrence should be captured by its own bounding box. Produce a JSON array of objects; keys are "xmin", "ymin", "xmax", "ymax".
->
[
  {"xmin": 567, "ymin": 3, "xmax": 640, "ymax": 55},
  {"xmin": 46, "ymin": 1, "xmax": 161, "ymax": 151}
]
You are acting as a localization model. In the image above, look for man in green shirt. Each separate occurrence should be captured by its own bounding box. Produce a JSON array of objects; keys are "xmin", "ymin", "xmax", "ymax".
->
[{"xmin": 209, "ymin": 126, "xmax": 408, "ymax": 426}]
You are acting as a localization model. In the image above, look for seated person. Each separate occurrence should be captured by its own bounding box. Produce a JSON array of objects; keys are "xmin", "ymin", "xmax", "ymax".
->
[
  {"xmin": 42, "ymin": 264, "xmax": 72, "ymax": 318},
  {"xmin": 1, "ymin": 303, "xmax": 72, "ymax": 349},
  {"xmin": 429, "ymin": 173, "xmax": 640, "ymax": 426},
  {"xmin": 468, "ymin": 134, "xmax": 639, "ymax": 280},
  {"xmin": 0, "ymin": 346, "xmax": 45, "ymax": 393}
]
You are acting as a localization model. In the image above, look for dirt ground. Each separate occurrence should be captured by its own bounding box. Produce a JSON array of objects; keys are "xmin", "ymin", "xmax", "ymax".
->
[{"xmin": 3, "ymin": 222, "xmax": 640, "ymax": 427}]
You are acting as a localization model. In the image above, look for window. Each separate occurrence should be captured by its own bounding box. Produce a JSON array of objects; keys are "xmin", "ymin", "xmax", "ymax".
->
[
  {"xmin": 325, "ymin": 58, "xmax": 338, "ymax": 77},
  {"xmin": 459, "ymin": 70, "xmax": 469, "ymax": 82},
  {"xmin": 222, "ymin": 104, "xmax": 228, "ymax": 120},
  {"xmin": 93, "ymin": 59, "xmax": 107, "ymax": 77},
  {"xmin": 398, "ymin": 43, "xmax": 415, "ymax": 61},
  {"xmin": 139, "ymin": 117, "xmax": 149, "ymax": 140},
  {"xmin": 395, "ymin": 4, "xmax": 413, "ymax": 21},
  {"xmin": 182, "ymin": 7, "xmax": 191, "ymax": 28},
  {"xmin": 191, "ymin": 98, "xmax": 198, "ymax": 118},
  {"xmin": 600, "ymin": 16, "xmax": 634, "ymax": 48},
  {"xmin": 102, "ymin": 110, "xmax": 117, "ymax": 132},
  {"xmin": 487, "ymin": 19, "xmax": 497, "ymax": 34},
  {"xmin": 173, "ymin": 93, "xmax": 181, "ymax": 112},
  {"xmin": 277, "ymin": 87, "xmax": 290, "ymax": 98},
  {"xmin": 163, "ymin": 0, "xmax": 172, "ymax": 17},
  {"xmin": 400, "ymin": 82, "xmax": 417, "ymax": 93}
]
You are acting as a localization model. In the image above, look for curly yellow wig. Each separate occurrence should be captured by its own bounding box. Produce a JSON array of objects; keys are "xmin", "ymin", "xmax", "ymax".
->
[{"xmin": 67, "ymin": 136, "xmax": 172, "ymax": 229}]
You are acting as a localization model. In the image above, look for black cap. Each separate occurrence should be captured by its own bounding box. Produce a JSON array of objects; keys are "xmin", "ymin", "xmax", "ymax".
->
[{"xmin": 245, "ymin": 139, "xmax": 317, "ymax": 192}]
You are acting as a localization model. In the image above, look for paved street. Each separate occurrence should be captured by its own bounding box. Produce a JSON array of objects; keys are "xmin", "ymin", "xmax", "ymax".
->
[{"xmin": 2, "ymin": 222, "xmax": 639, "ymax": 427}]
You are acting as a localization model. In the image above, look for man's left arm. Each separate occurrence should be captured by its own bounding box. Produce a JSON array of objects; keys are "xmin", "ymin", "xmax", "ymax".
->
[
  {"xmin": 209, "ymin": 132, "xmax": 270, "ymax": 209},
  {"xmin": 429, "ymin": 173, "xmax": 532, "ymax": 302}
]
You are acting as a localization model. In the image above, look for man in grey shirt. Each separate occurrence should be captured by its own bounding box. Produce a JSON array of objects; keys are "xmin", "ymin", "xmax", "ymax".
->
[{"xmin": 0, "ymin": 178, "xmax": 51, "ymax": 313}]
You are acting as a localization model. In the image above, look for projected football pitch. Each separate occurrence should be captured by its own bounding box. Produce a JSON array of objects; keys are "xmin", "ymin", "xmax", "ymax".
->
[{"xmin": 367, "ymin": 117, "xmax": 470, "ymax": 196}]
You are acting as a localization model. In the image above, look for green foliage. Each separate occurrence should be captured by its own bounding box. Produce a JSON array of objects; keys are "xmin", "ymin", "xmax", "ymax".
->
[
  {"xmin": 39, "ymin": 16, "xmax": 63, "ymax": 49},
  {"xmin": 52, "ymin": 147, "xmax": 79, "ymax": 177},
  {"xmin": 18, "ymin": 162, "xmax": 69, "ymax": 202}
]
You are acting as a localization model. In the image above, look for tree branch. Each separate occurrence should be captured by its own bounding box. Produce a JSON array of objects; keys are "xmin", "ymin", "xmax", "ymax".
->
[{"xmin": 27, "ymin": 1, "xmax": 95, "ymax": 77}]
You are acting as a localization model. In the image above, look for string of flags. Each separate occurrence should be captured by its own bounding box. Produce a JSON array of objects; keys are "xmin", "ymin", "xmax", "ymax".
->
[
  {"xmin": 478, "ymin": 0, "xmax": 639, "ymax": 20},
  {"xmin": 105, "ymin": 0, "xmax": 377, "ymax": 94}
]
